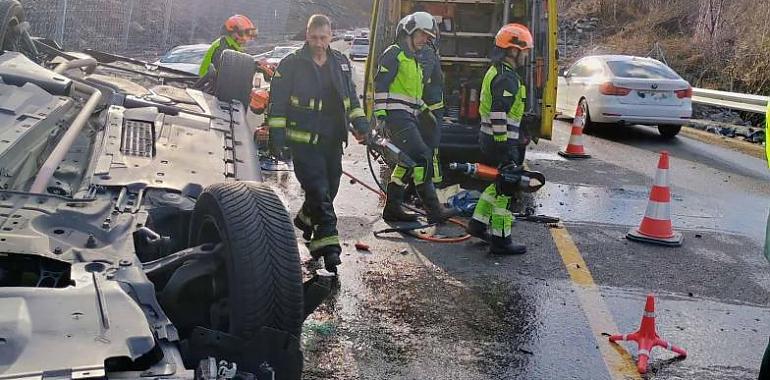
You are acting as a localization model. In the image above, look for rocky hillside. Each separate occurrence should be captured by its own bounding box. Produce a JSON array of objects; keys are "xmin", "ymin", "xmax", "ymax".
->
[
  {"xmin": 285, "ymin": 0, "xmax": 372, "ymax": 35},
  {"xmin": 558, "ymin": 0, "xmax": 770, "ymax": 96}
]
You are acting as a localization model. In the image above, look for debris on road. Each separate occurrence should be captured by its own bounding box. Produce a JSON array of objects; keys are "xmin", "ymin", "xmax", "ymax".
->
[{"xmin": 355, "ymin": 242, "xmax": 370, "ymax": 251}]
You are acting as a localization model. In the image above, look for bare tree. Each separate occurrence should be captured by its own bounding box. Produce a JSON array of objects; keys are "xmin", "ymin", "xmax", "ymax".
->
[{"xmin": 695, "ymin": 0, "xmax": 725, "ymax": 48}]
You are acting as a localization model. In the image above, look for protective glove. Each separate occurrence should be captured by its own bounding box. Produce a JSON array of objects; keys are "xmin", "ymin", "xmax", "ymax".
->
[
  {"xmin": 496, "ymin": 161, "xmax": 523, "ymax": 196},
  {"xmin": 354, "ymin": 129, "xmax": 378, "ymax": 146},
  {"xmin": 352, "ymin": 118, "xmax": 372, "ymax": 143},
  {"xmin": 521, "ymin": 112, "xmax": 540, "ymax": 144},
  {"xmin": 418, "ymin": 108, "xmax": 437, "ymax": 130}
]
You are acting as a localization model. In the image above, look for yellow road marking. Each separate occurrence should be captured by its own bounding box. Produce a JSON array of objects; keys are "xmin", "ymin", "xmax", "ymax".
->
[{"xmin": 550, "ymin": 226, "xmax": 642, "ymax": 380}]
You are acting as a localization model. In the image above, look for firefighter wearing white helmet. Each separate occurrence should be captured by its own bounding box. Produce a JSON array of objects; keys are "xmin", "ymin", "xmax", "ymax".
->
[{"xmin": 374, "ymin": 12, "xmax": 456, "ymax": 223}]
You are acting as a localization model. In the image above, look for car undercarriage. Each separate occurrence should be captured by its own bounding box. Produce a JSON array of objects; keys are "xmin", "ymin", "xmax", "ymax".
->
[{"xmin": 0, "ymin": 1, "xmax": 330, "ymax": 379}]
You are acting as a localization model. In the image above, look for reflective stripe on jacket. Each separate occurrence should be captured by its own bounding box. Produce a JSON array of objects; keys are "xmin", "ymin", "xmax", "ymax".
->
[
  {"xmin": 479, "ymin": 62, "xmax": 526, "ymax": 144},
  {"xmin": 373, "ymin": 43, "xmax": 426, "ymax": 119},
  {"xmin": 265, "ymin": 43, "xmax": 368, "ymax": 144}
]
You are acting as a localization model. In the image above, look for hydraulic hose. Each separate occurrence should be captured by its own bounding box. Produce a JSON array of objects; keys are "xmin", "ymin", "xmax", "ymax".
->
[{"xmin": 343, "ymin": 148, "xmax": 470, "ymax": 243}]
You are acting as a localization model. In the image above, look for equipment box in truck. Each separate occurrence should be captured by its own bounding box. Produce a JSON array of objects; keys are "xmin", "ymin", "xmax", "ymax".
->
[{"xmin": 364, "ymin": 0, "xmax": 558, "ymax": 161}]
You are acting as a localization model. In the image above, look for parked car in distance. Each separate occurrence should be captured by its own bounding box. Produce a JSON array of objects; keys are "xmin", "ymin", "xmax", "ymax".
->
[
  {"xmin": 344, "ymin": 33, "xmax": 355, "ymax": 41},
  {"xmin": 153, "ymin": 44, "xmax": 209, "ymax": 75},
  {"xmin": 264, "ymin": 45, "xmax": 299, "ymax": 65},
  {"xmin": 556, "ymin": 55, "xmax": 692, "ymax": 138},
  {"xmin": 349, "ymin": 38, "xmax": 369, "ymax": 61}
]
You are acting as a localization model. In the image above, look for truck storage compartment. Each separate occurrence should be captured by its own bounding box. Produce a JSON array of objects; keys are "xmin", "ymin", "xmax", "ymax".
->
[
  {"xmin": 457, "ymin": 6, "xmax": 494, "ymax": 33},
  {"xmin": 456, "ymin": 37, "xmax": 491, "ymax": 58},
  {"xmin": 439, "ymin": 35, "xmax": 457, "ymax": 57}
]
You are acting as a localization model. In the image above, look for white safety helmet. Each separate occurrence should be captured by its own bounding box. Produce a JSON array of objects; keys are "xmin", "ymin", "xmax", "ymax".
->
[{"xmin": 397, "ymin": 12, "xmax": 437, "ymax": 38}]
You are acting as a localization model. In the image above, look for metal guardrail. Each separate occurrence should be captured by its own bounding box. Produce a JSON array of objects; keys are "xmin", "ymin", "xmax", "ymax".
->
[{"xmin": 692, "ymin": 88, "xmax": 769, "ymax": 114}]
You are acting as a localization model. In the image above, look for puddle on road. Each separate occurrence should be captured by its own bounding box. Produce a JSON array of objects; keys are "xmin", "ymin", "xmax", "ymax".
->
[
  {"xmin": 300, "ymin": 250, "xmax": 606, "ymax": 379},
  {"xmin": 519, "ymin": 181, "xmax": 767, "ymax": 242},
  {"xmin": 600, "ymin": 287, "xmax": 767, "ymax": 379},
  {"xmin": 301, "ymin": 255, "xmax": 530, "ymax": 378}
]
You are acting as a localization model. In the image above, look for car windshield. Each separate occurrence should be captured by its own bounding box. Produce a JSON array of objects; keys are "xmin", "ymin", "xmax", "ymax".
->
[
  {"xmin": 353, "ymin": 39, "xmax": 369, "ymax": 46},
  {"xmin": 606, "ymin": 59, "xmax": 680, "ymax": 80},
  {"xmin": 160, "ymin": 49, "xmax": 207, "ymax": 64},
  {"xmin": 270, "ymin": 47, "xmax": 294, "ymax": 59}
]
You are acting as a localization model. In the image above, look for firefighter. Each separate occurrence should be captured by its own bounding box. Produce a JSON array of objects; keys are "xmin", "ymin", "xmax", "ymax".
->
[
  {"xmin": 375, "ymin": 11, "xmax": 456, "ymax": 223},
  {"xmin": 266, "ymin": 14, "xmax": 371, "ymax": 273},
  {"xmin": 465, "ymin": 23, "xmax": 534, "ymax": 255},
  {"xmin": 416, "ymin": 35, "xmax": 446, "ymax": 186},
  {"xmin": 199, "ymin": 14, "xmax": 257, "ymax": 78}
]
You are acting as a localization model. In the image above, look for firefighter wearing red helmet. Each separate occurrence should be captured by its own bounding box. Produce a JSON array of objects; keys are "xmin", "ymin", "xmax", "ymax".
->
[
  {"xmin": 465, "ymin": 23, "xmax": 534, "ymax": 256},
  {"xmin": 199, "ymin": 15, "xmax": 258, "ymax": 78}
]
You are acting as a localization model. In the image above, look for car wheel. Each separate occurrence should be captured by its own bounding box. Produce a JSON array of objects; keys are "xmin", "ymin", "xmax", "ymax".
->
[
  {"xmin": 658, "ymin": 124, "xmax": 682, "ymax": 139},
  {"xmin": 0, "ymin": 0, "xmax": 23, "ymax": 51},
  {"xmin": 578, "ymin": 98, "xmax": 596, "ymax": 133},
  {"xmin": 189, "ymin": 182, "xmax": 304, "ymax": 339},
  {"xmin": 215, "ymin": 50, "xmax": 257, "ymax": 109}
]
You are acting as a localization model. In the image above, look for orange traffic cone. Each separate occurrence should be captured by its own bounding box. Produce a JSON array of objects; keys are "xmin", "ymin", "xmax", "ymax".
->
[
  {"xmin": 627, "ymin": 151, "xmax": 683, "ymax": 246},
  {"xmin": 558, "ymin": 103, "xmax": 591, "ymax": 159},
  {"xmin": 609, "ymin": 293, "xmax": 687, "ymax": 374}
]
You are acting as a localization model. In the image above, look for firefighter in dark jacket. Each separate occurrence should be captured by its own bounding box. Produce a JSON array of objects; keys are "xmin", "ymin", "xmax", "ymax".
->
[
  {"xmin": 375, "ymin": 11, "xmax": 456, "ymax": 223},
  {"xmin": 266, "ymin": 15, "xmax": 371, "ymax": 273},
  {"xmin": 199, "ymin": 15, "xmax": 257, "ymax": 78}
]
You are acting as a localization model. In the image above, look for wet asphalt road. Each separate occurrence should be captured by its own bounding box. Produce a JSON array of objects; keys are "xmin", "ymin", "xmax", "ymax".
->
[{"xmin": 261, "ymin": 41, "xmax": 770, "ymax": 379}]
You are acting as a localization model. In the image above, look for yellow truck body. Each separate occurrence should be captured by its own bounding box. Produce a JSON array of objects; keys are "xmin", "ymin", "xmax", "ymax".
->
[{"xmin": 364, "ymin": 0, "xmax": 557, "ymax": 143}]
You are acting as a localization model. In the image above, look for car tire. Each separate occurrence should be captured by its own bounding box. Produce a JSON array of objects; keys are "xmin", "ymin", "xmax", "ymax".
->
[
  {"xmin": 0, "ymin": 0, "xmax": 23, "ymax": 51},
  {"xmin": 215, "ymin": 50, "xmax": 257, "ymax": 109},
  {"xmin": 189, "ymin": 182, "xmax": 304, "ymax": 339},
  {"xmin": 658, "ymin": 124, "xmax": 682, "ymax": 139},
  {"xmin": 578, "ymin": 98, "xmax": 596, "ymax": 133}
]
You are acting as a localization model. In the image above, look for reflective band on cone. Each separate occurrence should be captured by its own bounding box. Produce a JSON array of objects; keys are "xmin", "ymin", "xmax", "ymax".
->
[
  {"xmin": 627, "ymin": 151, "xmax": 683, "ymax": 246},
  {"xmin": 559, "ymin": 103, "xmax": 591, "ymax": 159}
]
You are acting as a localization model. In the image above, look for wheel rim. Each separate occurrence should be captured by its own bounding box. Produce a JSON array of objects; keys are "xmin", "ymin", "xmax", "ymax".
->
[{"xmin": 194, "ymin": 216, "xmax": 232, "ymax": 332}]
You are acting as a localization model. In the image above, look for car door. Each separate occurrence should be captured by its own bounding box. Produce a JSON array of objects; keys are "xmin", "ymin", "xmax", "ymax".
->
[{"xmin": 559, "ymin": 60, "xmax": 588, "ymax": 117}]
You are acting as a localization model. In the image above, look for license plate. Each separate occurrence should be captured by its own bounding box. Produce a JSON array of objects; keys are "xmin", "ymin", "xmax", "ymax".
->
[{"xmin": 636, "ymin": 91, "xmax": 669, "ymax": 100}]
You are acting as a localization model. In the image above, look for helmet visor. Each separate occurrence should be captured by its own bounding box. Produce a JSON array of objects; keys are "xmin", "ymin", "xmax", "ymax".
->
[{"xmin": 239, "ymin": 28, "xmax": 258, "ymax": 39}]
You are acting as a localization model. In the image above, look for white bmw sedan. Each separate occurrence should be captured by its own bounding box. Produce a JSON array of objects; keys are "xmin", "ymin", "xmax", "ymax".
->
[{"xmin": 556, "ymin": 55, "xmax": 693, "ymax": 138}]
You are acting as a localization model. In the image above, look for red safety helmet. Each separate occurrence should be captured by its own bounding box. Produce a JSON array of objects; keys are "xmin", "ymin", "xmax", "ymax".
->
[
  {"xmin": 494, "ymin": 23, "xmax": 533, "ymax": 51},
  {"xmin": 225, "ymin": 15, "xmax": 257, "ymax": 44}
]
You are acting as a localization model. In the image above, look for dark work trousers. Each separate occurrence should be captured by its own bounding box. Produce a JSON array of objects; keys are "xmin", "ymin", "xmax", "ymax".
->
[
  {"xmin": 418, "ymin": 108, "xmax": 443, "ymax": 150},
  {"xmin": 418, "ymin": 108, "xmax": 444, "ymax": 184},
  {"xmin": 289, "ymin": 137, "xmax": 343, "ymax": 252},
  {"xmin": 386, "ymin": 113, "xmax": 434, "ymax": 186}
]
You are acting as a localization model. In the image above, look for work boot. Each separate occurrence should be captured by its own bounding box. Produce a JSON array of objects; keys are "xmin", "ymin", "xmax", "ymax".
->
[
  {"xmin": 466, "ymin": 219, "xmax": 490, "ymax": 241},
  {"xmin": 293, "ymin": 215, "xmax": 313, "ymax": 241},
  {"xmin": 489, "ymin": 236, "xmax": 527, "ymax": 255},
  {"xmin": 417, "ymin": 183, "xmax": 459, "ymax": 224},
  {"xmin": 310, "ymin": 245, "xmax": 342, "ymax": 273},
  {"xmin": 383, "ymin": 183, "xmax": 419, "ymax": 222}
]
